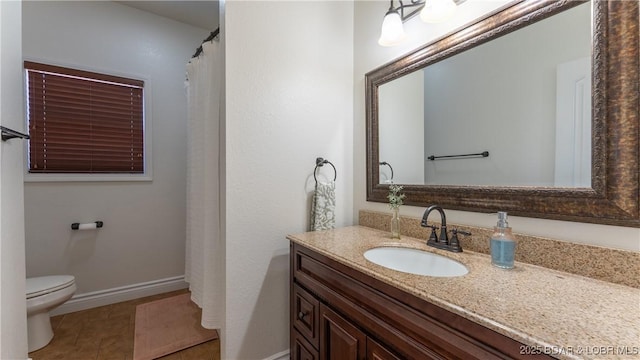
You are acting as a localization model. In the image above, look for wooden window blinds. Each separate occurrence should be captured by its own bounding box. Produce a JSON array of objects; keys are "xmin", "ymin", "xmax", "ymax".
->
[{"xmin": 25, "ymin": 61, "xmax": 144, "ymax": 174}]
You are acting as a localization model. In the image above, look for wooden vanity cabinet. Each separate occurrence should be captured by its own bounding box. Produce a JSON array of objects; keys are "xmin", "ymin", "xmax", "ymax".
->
[{"xmin": 290, "ymin": 242, "xmax": 554, "ymax": 360}]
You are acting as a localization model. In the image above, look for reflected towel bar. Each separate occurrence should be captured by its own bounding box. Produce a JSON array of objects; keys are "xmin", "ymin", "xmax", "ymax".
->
[{"xmin": 427, "ymin": 151, "xmax": 489, "ymax": 161}]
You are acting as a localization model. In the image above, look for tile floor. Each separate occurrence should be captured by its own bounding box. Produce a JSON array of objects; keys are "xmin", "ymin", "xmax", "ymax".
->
[{"xmin": 28, "ymin": 289, "xmax": 220, "ymax": 360}]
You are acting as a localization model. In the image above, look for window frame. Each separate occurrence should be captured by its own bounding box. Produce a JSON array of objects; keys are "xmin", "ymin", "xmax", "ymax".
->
[{"xmin": 23, "ymin": 60, "xmax": 152, "ymax": 182}]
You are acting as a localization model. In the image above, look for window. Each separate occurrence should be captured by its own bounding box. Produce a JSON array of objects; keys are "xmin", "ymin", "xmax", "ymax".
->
[{"xmin": 25, "ymin": 61, "xmax": 145, "ymax": 175}]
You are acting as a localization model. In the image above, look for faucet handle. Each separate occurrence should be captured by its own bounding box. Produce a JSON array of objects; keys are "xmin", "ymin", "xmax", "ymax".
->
[
  {"xmin": 448, "ymin": 228, "xmax": 469, "ymax": 253},
  {"xmin": 425, "ymin": 224, "xmax": 438, "ymax": 243},
  {"xmin": 452, "ymin": 229, "xmax": 471, "ymax": 236}
]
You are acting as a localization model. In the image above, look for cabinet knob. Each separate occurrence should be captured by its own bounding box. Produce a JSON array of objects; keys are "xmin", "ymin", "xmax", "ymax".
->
[{"xmin": 298, "ymin": 311, "xmax": 308, "ymax": 320}]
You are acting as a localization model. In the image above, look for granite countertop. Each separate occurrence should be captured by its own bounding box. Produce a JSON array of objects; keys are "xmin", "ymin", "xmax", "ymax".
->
[{"xmin": 287, "ymin": 226, "xmax": 640, "ymax": 360}]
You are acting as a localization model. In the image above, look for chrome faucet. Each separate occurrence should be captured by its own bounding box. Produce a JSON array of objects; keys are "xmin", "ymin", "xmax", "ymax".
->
[{"xmin": 420, "ymin": 205, "xmax": 467, "ymax": 253}]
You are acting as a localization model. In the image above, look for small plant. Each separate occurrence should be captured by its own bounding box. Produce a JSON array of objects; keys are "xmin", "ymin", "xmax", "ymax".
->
[{"xmin": 387, "ymin": 184, "xmax": 406, "ymax": 210}]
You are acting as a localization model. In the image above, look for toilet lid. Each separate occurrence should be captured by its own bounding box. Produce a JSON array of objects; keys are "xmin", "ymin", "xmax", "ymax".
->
[{"xmin": 26, "ymin": 275, "xmax": 75, "ymax": 299}]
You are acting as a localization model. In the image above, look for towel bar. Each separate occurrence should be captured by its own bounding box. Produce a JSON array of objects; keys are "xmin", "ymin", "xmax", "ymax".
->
[{"xmin": 427, "ymin": 151, "xmax": 489, "ymax": 161}]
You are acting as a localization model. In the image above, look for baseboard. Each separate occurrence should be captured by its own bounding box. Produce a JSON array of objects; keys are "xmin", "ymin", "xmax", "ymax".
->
[
  {"xmin": 263, "ymin": 349, "xmax": 290, "ymax": 360},
  {"xmin": 51, "ymin": 275, "xmax": 188, "ymax": 316}
]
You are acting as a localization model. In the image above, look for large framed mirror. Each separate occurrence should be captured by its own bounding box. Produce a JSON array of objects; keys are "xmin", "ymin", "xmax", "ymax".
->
[{"xmin": 366, "ymin": 0, "xmax": 639, "ymax": 227}]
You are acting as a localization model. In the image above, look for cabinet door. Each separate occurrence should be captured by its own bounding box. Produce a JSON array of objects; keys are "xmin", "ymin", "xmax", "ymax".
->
[
  {"xmin": 366, "ymin": 338, "xmax": 401, "ymax": 360},
  {"xmin": 293, "ymin": 329, "xmax": 320, "ymax": 360},
  {"xmin": 319, "ymin": 304, "xmax": 366, "ymax": 360}
]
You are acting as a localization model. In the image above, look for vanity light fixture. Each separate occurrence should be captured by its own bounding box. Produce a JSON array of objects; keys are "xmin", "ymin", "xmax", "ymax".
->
[
  {"xmin": 378, "ymin": 6, "xmax": 407, "ymax": 46},
  {"xmin": 378, "ymin": 0, "xmax": 461, "ymax": 47}
]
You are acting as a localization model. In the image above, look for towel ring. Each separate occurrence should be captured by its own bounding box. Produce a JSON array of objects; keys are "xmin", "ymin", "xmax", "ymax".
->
[
  {"xmin": 379, "ymin": 161, "xmax": 394, "ymax": 181},
  {"xmin": 314, "ymin": 157, "xmax": 336, "ymax": 184}
]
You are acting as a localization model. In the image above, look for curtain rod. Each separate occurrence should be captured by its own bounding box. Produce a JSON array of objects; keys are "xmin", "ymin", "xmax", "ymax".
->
[{"xmin": 192, "ymin": 27, "xmax": 220, "ymax": 58}]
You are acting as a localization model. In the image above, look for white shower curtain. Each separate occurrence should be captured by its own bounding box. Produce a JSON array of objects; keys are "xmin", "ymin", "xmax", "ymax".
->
[{"xmin": 185, "ymin": 39, "xmax": 223, "ymax": 329}]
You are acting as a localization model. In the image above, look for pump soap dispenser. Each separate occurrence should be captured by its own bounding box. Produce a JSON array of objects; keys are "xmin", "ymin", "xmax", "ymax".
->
[{"xmin": 490, "ymin": 212, "xmax": 516, "ymax": 269}]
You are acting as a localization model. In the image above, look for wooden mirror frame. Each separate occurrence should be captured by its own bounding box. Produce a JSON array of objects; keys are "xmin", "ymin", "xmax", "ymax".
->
[{"xmin": 366, "ymin": 0, "xmax": 639, "ymax": 227}]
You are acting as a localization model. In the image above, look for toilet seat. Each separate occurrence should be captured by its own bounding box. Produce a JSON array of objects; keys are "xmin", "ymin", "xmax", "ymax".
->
[{"xmin": 27, "ymin": 276, "xmax": 75, "ymax": 299}]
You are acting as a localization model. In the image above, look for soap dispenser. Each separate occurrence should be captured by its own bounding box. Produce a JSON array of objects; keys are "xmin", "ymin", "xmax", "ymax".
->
[{"xmin": 490, "ymin": 212, "xmax": 516, "ymax": 269}]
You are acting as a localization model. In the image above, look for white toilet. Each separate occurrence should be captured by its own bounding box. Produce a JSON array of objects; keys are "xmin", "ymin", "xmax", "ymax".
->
[{"xmin": 26, "ymin": 275, "xmax": 76, "ymax": 352}]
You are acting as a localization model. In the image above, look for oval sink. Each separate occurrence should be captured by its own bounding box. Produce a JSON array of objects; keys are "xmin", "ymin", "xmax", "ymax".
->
[{"xmin": 364, "ymin": 247, "xmax": 468, "ymax": 277}]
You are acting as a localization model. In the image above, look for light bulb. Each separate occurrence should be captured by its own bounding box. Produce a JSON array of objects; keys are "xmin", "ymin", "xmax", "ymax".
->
[
  {"xmin": 420, "ymin": 0, "xmax": 457, "ymax": 23},
  {"xmin": 378, "ymin": 10, "xmax": 407, "ymax": 46}
]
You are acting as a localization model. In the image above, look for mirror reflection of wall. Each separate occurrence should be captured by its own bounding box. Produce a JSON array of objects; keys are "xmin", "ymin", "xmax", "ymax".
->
[
  {"xmin": 378, "ymin": 1, "xmax": 592, "ymax": 187},
  {"xmin": 379, "ymin": 71, "xmax": 424, "ymax": 184}
]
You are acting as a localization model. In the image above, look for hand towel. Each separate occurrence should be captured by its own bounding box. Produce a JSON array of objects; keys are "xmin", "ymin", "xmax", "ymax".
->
[{"xmin": 310, "ymin": 181, "xmax": 336, "ymax": 231}]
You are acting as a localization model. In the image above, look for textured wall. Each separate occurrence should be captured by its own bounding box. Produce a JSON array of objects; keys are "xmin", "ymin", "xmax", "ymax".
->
[
  {"xmin": 1, "ymin": 1, "xmax": 28, "ymax": 357},
  {"xmin": 22, "ymin": 1, "xmax": 209, "ymax": 293},
  {"xmin": 224, "ymin": 1, "xmax": 354, "ymax": 358}
]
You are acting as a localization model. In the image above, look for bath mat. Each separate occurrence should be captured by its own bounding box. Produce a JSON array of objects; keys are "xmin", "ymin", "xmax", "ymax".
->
[{"xmin": 133, "ymin": 293, "xmax": 219, "ymax": 360}]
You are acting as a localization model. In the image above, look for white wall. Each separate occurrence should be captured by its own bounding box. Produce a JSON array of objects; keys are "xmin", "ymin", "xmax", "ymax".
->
[
  {"xmin": 379, "ymin": 71, "xmax": 424, "ymax": 184},
  {"xmin": 354, "ymin": 0, "xmax": 640, "ymax": 252},
  {"xmin": 22, "ymin": 1, "xmax": 209, "ymax": 293},
  {"xmin": 1, "ymin": 0, "xmax": 28, "ymax": 357},
  {"xmin": 224, "ymin": 1, "xmax": 354, "ymax": 358}
]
